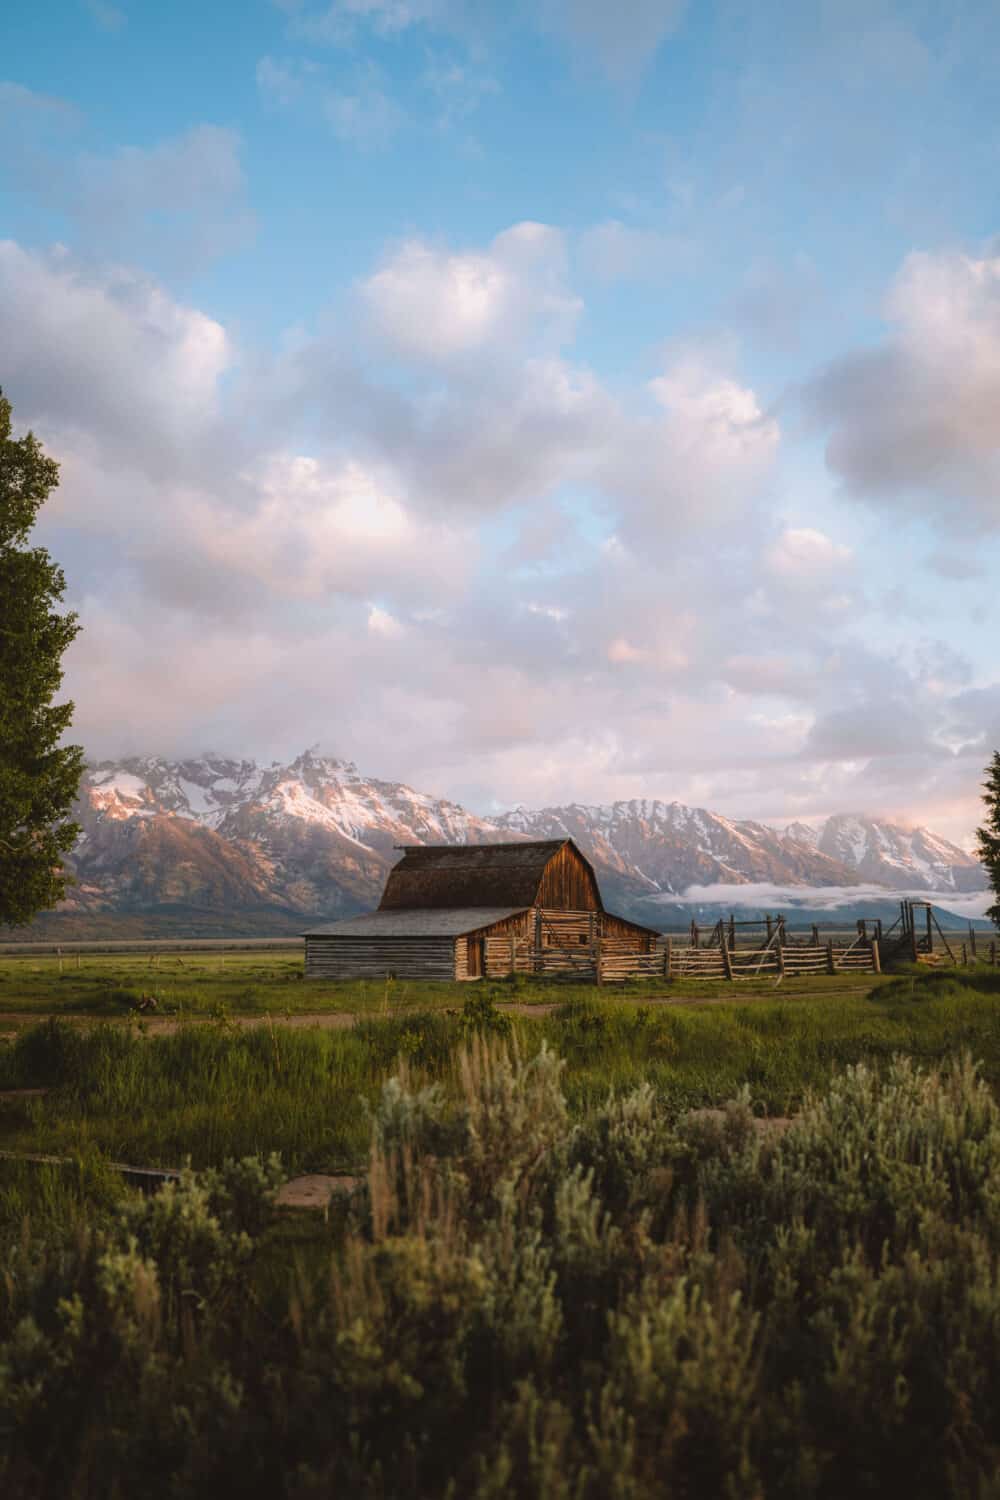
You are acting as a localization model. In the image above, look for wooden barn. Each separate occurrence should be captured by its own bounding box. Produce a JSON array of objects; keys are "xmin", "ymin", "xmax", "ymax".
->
[{"xmin": 303, "ymin": 839, "xmax": 661, "ymax": 982}]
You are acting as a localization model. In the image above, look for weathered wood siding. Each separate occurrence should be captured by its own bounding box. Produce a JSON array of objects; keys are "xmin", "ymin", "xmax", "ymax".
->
[
  {"xmin": 603, "ymin": 913, "xmax": 658, "ymax": 951},
  {"xmin": 454, "ymin": 935, "xmax": 469, "ymax": 981},
  {"xmin": 481, "ymin": 908, "xmax": 655, "ymax": 977},
  {"xmin": 305, "ymin": 902, "xmax": 659, "ymax": 982},
  {"xmin": 535, "ymin": 844, "xmax": 602, "ymax": 912},
  {"xmin": 305, "ymin": 935, "xmax": 456, "ymax": 981}
]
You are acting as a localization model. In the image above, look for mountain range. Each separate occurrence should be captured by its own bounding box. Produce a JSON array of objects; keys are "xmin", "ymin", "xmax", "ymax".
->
[{"xmin": 9, "ymin": 750, "xmax": 983, "ymax": 939}]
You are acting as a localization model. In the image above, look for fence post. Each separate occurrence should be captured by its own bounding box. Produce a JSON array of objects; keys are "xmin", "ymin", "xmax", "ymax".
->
[
  {"xmin": 720, "ymin": 935, "xmax": 733, "ymax": 981},
  {"xmin": 970, "ymin": 924, "xmax": 978, "ymax": 959},
  {"xmin": 962, "ymin": 942, "xmax": 968, "ymax": 966},
  {"xmin": 826, "ymin": 940, "xmax": 835, "ymax": 975},
  {"xmin": 775, "ymin": 942, "xmax": 785, "ymax": 979},
  {"xmin": 871, "ymin": 938, "xmax": 881, "ymax": 974},
  {"xmin": 664, "ymin": 937, "xmax": 672, "ymax": 981}
]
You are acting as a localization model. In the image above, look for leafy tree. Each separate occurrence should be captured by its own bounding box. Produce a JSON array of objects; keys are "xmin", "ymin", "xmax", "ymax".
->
[
  {"xmin": 975, "ymin": 751, "xmax": 1000, "ymax": 929},
  {"xmin": 0, "ymin": 391, "xmax": 84, "ymax": 927}
]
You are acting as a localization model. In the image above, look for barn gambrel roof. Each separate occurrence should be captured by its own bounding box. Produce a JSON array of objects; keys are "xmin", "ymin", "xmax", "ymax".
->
[{"xmin": 377, "ymin": 839, "xmax": 594, "ymax": 912}]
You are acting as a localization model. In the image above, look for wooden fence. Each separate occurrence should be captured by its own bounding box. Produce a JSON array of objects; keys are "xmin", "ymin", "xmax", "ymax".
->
[{"xmin": 659, "ymin": 934, "xmax": 881, "ymax": 982}]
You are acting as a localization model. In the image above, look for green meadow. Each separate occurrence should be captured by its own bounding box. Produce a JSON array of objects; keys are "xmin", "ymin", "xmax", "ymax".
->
[
  {"xmin": 1, "ymin": 963, "xmax": 1000, "ymax": 1170},
  {"xmin": 5, "ymin": 965, "xmax": 1000, "ymax": 1496},
  {"xmin": 0, "ymin": 943, "xmax": 895, "ymax": 1019}
]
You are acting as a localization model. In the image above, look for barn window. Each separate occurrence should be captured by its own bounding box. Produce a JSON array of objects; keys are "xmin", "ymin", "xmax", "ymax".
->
[{"xmin": 578, "ymin": 934, "xmax": 587, "ymax": 945}]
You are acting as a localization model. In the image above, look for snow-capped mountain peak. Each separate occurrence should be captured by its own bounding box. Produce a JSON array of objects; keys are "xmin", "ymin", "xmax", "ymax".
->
[{"xmin": 59, "ymin": 755, "xmax": 986, "ymax": 930}]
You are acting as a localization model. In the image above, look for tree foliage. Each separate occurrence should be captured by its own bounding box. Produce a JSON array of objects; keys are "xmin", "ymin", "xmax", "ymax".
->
[
  {"xmin": 976, "ymin": 751, "xmax": 1000, "ymax": 929},
  {"xmin": 0, "ymin": 390, "xmax": 84, "ymax": 927}
]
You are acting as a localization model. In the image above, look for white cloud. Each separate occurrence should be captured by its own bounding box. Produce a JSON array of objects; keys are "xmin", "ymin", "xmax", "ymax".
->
[
  {"xmin": 0, "ymin": 242, "xmax": 232, "ymax": 478},
  {"xmin": 361, "ymin": 222, "xmax": 580, "ymax": 361},
  {"xmin": 808, "ymin": 248, "xmax": 1000, "ymax": 526},
  {"xmin": 675, "ymin": 881, "xmax": 994, "ymax": 919},
  {"xmin": 368, "ymin": 605, "xmax": 406, "ymax": 637},
  {"xmin": 602, "ymin": 354, "xmax": 780, "ymax": 538},
  {"xmin": 765, "ymin": 527, "xmax": 853, "ymax": 581}
]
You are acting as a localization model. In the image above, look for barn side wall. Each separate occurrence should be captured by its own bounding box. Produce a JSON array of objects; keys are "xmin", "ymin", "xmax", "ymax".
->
[
  {"xmin": 305, "ymin": 936, "xmax": 457, "ymax": 981},
  {"xmin": 602, "ymin": 913, "xmax": 658, "ymax": 951}
]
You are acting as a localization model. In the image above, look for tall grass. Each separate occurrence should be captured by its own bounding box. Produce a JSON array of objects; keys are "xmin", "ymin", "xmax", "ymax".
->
[
  {"xmin": 6, "ymin": 1038, "xmax": 1000, "ymax": 1495},
  {"xmin": 5, "ymin": 969, "xmax": 1000, "ymax": 1169}
]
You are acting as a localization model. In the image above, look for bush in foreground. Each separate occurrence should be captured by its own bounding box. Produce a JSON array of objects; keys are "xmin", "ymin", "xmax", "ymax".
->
[{"xmin": 4, "ymin": 1042, "xmax": 1000, "ymax": 1495}]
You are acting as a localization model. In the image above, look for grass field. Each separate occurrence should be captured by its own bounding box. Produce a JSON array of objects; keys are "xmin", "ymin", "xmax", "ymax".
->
[
  {"xmin": 0, "ymin": 945, "xmax": 896, "ymax": 1021},
  {"xmin": 3, "ymin": 962, "xmax": 1000, "ymax": 1171}
]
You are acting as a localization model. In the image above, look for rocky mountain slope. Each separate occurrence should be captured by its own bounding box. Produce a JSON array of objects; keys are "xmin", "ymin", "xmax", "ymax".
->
[
  {"xmin": 25, "ymin": 751, "xmax": 984, "ymax": 936},
  {"xmin": 811, "ymin": 814, "xmax": 986, "ymax": 893}
]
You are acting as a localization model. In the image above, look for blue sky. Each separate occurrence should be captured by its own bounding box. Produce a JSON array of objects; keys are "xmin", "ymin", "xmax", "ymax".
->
[{"xmin": 3, "ymin": 0, "xmax": 1000, "ymax": 842}]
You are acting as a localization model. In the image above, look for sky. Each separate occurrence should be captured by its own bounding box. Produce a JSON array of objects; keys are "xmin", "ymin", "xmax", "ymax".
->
[{"xmin": 3, "ymin": 0, "xmax": 1000, "ymax": 845}]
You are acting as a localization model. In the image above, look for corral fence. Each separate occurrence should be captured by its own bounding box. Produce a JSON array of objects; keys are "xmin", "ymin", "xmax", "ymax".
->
[{"xmin": 665, "ymin": 929, "xmax": 881, "ymax": 982}]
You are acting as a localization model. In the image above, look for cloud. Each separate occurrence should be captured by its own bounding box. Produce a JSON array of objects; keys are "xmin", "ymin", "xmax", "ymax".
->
[
  {"xmin": 71, "ymin": 125, "xmax": 254, "ymax": 270},
  {"xmin": 764, "ymin": 528, "xmax": 852, "ymax": 583},
  {"xmin": 273, "ymin": 0, "xmax": 686, "ymax": 84},
  {"xmin": 322, "ymin": 69, "xmax": 404, "ymax": 146},
  {"xmin": 2, "ymin": 224, "xmax": 994, "ymax": 850},
  {"xmin": 674, "ymin": 881, "xmax": 995, "ymax": 919},
  {"xmin": 0, "ymin": 241, "xmax": 233, "ymax": 478},
  {"xmin": 578, "ymin": 219, "xmax": 695, "ymax": 282},
  {"xmin": 83, "ymin": 0, "xmax": 126, "ymax": 31},
  {"xmin": 0, "ymin": 80, "xmax": 81, "ymax": 126},
  {"xmin": 804, "ymin": 697, "xmax": 942, "ymax": 763},
  {"xmin": 360, "ymin": 222, "xmax": 580, "ymax": 361},
  {"xmin": 807, "ymin": 248, "xmax": 1000, "ymax": 527},
  {"xmin": 0, "ymin": 105, "xmax": 252, "ymax": 273},
  {"xmin": 602, "ymin": 354, "xmax": 779, "ymax": 540},
  {"xmin": 420, "ymin": 56, "xmax": 500, "ymax": 128},
  {"xmin": 257, "ymin": 55, "xmax": 404, "ymax": 147},
  {"xmin": 728, "ymin": 256, "xmax": 823, "ymax": 354},
  {"xmin": 538, "ymin": 0, "xmax": 688, "ymax": 82}
]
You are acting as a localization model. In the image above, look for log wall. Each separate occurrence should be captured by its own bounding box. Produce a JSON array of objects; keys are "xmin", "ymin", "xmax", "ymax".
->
[{"xmin": 304, "ymin": 935, "xmax": 457, "ymax": 981}]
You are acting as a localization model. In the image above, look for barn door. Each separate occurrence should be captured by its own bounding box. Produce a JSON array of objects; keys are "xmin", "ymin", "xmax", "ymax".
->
[{"xmin": 468, "ymin": 935, "xmax": 484, "ymax": 978}]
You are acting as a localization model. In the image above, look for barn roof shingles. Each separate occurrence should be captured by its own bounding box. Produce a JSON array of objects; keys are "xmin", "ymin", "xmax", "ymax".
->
[
  {"xmin": 377, "ymin": 839, "xmax": 580, "ymax": 911},
  {"xmin": 303, "ymin": 907, "xmax": 528, "ymax": 938}
]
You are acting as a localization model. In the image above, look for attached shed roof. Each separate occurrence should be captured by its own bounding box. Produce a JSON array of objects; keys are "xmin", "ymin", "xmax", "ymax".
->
[
  {"xmin": 303, "ymin": 906, "xmax": 529, "ymax": 938},
  {"xmin": 378, "ymin": 839, "xmax": 589, "ymax": 911}
]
